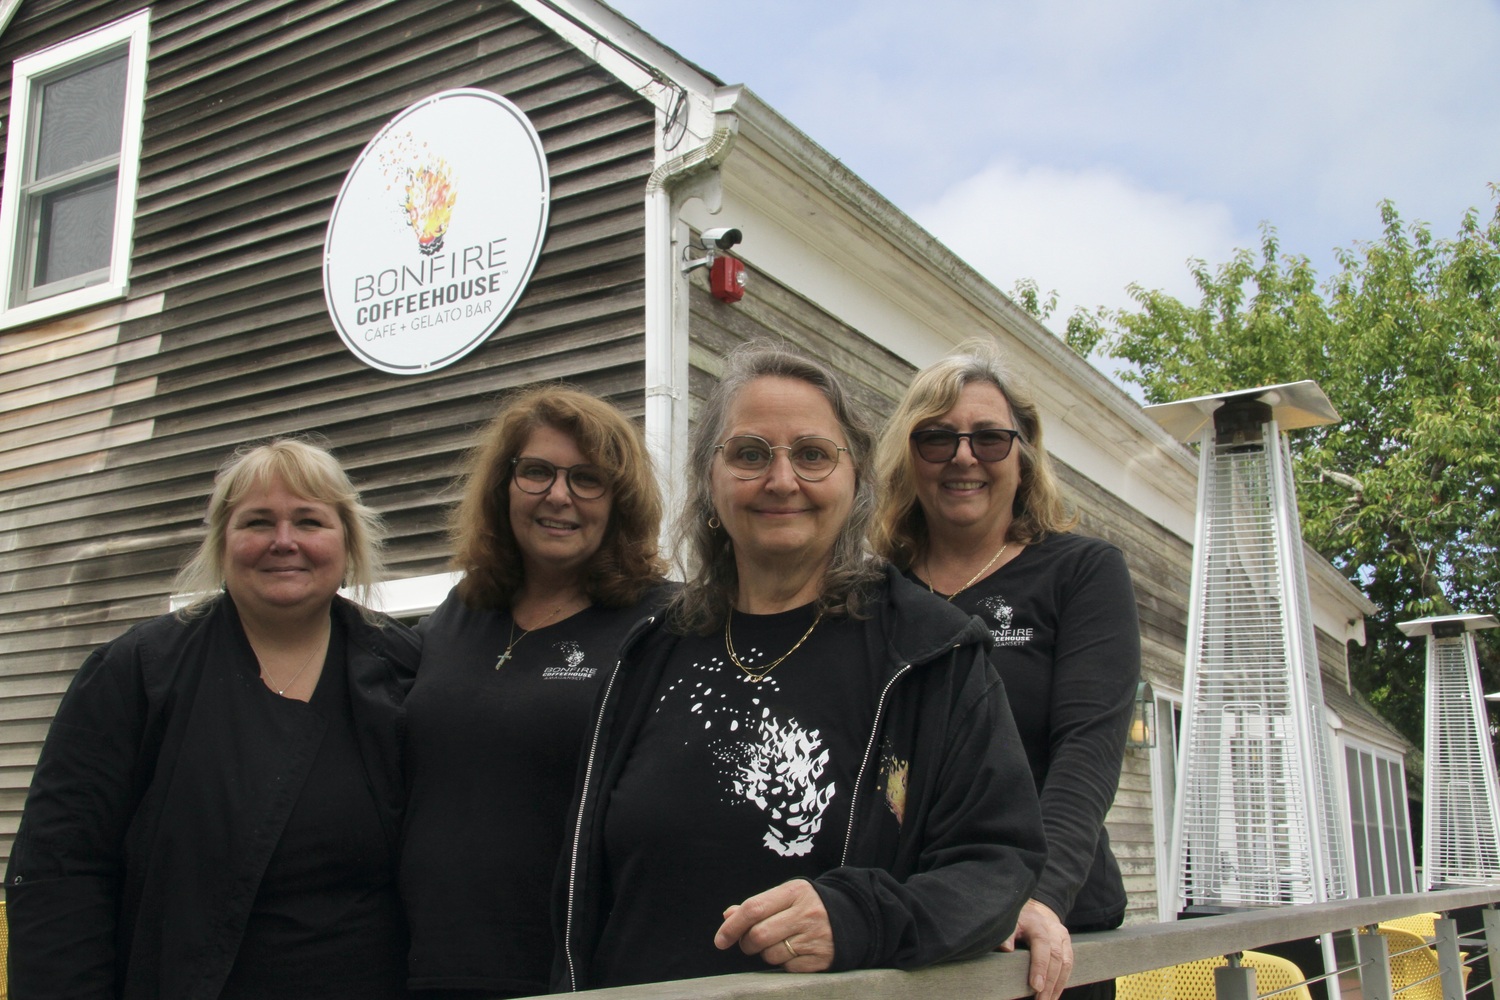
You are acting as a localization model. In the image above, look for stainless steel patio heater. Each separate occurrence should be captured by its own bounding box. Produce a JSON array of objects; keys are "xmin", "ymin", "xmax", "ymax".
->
[
  {"xmin": 1397, "ymin": 614, "xmax": 1500, "ymax": 888},
  {"xmin": 1146, "ymin": 382, "xmax": 1352, "ymax": 914}
]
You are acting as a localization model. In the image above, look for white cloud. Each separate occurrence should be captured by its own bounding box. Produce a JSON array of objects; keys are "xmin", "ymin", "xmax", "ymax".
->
[
  {"xmin": 913, "ymin": 159, "xmax": 1243, "ymax": 333},
  {"xmin": 616, "ymin": 0, "xmax": 1500, "ymax": 296}
]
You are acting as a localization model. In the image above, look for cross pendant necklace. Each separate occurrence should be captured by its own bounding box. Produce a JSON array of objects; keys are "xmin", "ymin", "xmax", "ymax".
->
[{"xmin": 495, "ymin": 602, "xmax": 566, "ymax": 669}]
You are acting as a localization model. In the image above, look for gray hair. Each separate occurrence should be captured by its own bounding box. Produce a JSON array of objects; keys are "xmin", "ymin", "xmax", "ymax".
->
[{"xmin": 669, "ymin": 341, "xmax": 882, "ymax": 634}]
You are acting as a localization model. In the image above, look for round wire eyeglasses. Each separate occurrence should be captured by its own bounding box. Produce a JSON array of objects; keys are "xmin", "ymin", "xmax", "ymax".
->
[{"xmin": 714, "ymin": 435, "xmax": 848, "ymax": 482}]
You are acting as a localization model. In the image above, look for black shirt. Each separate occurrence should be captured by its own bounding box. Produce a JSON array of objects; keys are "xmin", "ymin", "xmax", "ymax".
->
[
  {"xmin": 402, "ymin": 590, "xmax": 660, "ymax": 996},
  {"xmin": 924, "ymin": 531, "xmax": 1139, "ymax": 929},
  {"xmin": 590, "ymin": 604, "xmax": 885, "ymax": 989},
  {"xmin": 221, "ymin": 623, "xmax": 408, "ymax": 999}
]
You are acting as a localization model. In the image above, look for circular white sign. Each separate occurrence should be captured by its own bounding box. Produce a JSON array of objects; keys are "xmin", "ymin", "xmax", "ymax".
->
[{"xmin": 323, "ymin": 89, "xmax": 549, "ymax": 374}]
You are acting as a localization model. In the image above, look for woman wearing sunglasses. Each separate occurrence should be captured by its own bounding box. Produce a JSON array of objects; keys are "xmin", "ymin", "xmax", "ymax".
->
[
  {"xmin": 872, "ymin": 339, "xmax": 1141, "ymax": 1000},
  {"xmin": 555, "ymin": 343, "xmax": 1045, "ymax": 992},
  {"xmin": 400, "ymin": 386, "xmax": 669, "ymax": 998}
]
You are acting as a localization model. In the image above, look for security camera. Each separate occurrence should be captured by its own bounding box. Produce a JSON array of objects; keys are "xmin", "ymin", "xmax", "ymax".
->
[{"xmin": 700, "ymin": 227, "xmax": 742, "ymax": 252}]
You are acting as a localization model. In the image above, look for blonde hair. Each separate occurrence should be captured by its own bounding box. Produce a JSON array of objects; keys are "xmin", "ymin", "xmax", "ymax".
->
[
  {"xmin": 174, "ymin": 437, "xmax": 386, "ymax": 614},
  {"xmin": 872, "ymin": 338, "xmax": 1075, "ymax": 568},
  {"xmin": 449, "ymin": 385, "xmax": 666, "ymax": 609},
  {"xmin": 669, "ymin": 341, "xmax": 882, "ymax": 635}
]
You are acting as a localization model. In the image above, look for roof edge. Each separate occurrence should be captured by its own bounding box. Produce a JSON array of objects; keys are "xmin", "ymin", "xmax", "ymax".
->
[
  {"xmin": 0, "ymin": 0, "xmax": 22, "ymax": 41},
  {"xmin": 718, "ymin": 85, "xmax": 1196, "ymax": 477}
]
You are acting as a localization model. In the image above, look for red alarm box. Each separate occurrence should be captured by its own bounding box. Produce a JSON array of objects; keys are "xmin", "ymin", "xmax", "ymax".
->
[{"xmin": 710, "ymin": 256, "xmax": 746, "ymax": 303}]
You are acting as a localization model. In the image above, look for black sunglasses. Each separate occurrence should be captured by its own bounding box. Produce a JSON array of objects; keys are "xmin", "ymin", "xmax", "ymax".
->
[
  {"xmin": 909, "ymin": 428, "xmax": 1021, "ymax": 463},
  {"xmin": 510, "ymin": 457, "xmax": 610, "ymax": 499}
]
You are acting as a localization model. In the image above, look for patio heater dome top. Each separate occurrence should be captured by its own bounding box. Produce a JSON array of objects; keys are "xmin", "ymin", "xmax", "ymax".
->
[
  {"xmin": 1143, "ymin": 380, "xmax": 1340, "ymax": 443},
  {"xmin": 1397, "ymin": 614, "xmax": 1499, "ymax": 637}
]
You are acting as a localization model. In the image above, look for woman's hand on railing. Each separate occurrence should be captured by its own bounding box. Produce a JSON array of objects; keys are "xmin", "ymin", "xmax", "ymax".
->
[
  {"xmin": 715, "ymin": 878, "xmax": 835, "ymax": 973},
  {"xmin": 998, "ymin": 898, "xmax": 1073, "ymax": 1000}
]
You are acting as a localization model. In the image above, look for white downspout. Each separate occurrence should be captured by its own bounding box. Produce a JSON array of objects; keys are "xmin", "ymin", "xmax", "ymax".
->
[{"xmin": 643, "ymin": 122, "xmax": 737, "ymax": 560}]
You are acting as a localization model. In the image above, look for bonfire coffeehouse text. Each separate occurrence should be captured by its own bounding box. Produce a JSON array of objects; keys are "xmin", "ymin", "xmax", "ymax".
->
[{"xmin": 353, "ymin": 237, "xmax": 508, "ymax": 340}]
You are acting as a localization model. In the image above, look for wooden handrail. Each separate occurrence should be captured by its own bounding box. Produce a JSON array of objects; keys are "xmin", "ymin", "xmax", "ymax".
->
[{"xmin": 555, "ymin": 886, "xmax": 1500, "ymax": 1000}]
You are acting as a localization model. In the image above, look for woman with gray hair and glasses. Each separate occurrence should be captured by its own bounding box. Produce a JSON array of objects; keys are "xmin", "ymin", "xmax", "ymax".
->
[{"xmin": 554, "ymin": 342, "xmax": 1046, "ymax": 992}]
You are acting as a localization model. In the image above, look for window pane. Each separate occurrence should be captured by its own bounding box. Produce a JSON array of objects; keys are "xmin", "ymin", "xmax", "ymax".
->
[
  {"xmin": 1361, "ymin": 752, "xmax": 1386, "ymax": 893},
  {"xmin": 1386, "ymin": 758, "xmax": 1415, "ymax": 892},
  {"xmin": 34, "ymin": 52, "xmax": 127, "ymax": 179},
  {"xmin": 33, "ymin": 176, "xmax": 117, "ymax": 287},
  {"xmin": 1346, "ymin": 746, "xmax": 1371, "ymax": 896},
  {"xmin": 1156, "ymin": 696, "xmax": 1179, "ymax": 826}
]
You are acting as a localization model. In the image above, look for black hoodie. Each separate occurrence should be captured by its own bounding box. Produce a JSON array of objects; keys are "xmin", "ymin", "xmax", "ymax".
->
[{"xmin": 555, "ymin": 564, "xmax": 1047, "ymax": 990}]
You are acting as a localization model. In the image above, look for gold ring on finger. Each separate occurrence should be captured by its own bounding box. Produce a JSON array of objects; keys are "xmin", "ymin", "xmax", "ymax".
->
[{"xmin": 784, "ymin": 938, "xmax": 799, "ymax": 959}]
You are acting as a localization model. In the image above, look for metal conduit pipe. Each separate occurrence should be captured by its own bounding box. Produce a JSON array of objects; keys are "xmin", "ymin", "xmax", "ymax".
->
[{"xmin": 642, "ymin": 122, "xmax": 737, "ymax": 544}]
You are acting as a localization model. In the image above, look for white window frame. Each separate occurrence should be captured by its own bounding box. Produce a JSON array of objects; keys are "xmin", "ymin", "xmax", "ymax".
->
[
  {"xmin": 1338, "ymin": 736, "xmax": 1418, "ymax": 897},
  {"xmin": 1148, "ymin": 686, "xmax": 1184, "ymax": 921},
  {"xmin": 169, "ymin": 572, "xmax": 460, "ymax": 622},
  {"xmin": 0, "ymin": 9, "xmax": 150, "ymax": 330}
]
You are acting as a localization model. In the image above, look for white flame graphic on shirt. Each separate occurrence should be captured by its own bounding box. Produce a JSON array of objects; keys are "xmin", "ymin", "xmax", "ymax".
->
[{"xmin": 724, "ymin": 717, "xmax": 836, "ymax": 856}]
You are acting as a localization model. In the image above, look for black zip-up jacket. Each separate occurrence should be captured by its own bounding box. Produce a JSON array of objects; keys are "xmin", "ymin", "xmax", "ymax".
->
[{"xmin": 555, "ymin": 565, "xmax": 1047, "ymax": 990}]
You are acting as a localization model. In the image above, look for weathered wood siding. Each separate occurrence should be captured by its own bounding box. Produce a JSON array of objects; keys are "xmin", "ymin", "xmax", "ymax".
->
[
  {"xmin": 0, "ymin": 0, "xmax": 655, "ymax": 862},
  {"xmin": 1067, "ymin": 464, "xmax": 1191, "ymax": 924},
  {"xmin": 684, "ymin": 266, "xmax": 917, "ymax": 422}
]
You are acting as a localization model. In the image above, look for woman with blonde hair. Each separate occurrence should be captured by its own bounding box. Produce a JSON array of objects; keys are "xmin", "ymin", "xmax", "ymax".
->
[
  {"xmin": 401, "ymin": 385, "xmax": 669, "ymax": 999},
  {"xmin": 8, "ymin": 438, "xmax": 419, "ymax": 999},
  {"xmin": 555, "ymin": 342, "xmax": 1045, "ymax": 992},
  {"xmin": 873, "ymin": 339, "xmax": 1141, "ymax": 1000}
]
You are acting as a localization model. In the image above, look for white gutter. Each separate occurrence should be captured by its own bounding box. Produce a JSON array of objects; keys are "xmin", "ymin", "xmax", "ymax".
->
[
  {"xmin": 643, "ymin": 119, "xmax": 738, "ymax": 552},
  {"xmin": 0, "ymin": 0, "xmax": 21, "ymax": 40}
]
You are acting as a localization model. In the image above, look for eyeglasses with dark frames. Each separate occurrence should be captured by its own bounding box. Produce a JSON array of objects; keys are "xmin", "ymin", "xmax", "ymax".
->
[
  {"xmin": 510, "ymin": 456, "xmax": 610, "ymax": 500},
  {"xmin": 909, "ymin": 427, "xmax": 1022, "ymax": 464},
  {"xmin": 714, "ymin": 435, "xmax": 848, "ymax": 482}
]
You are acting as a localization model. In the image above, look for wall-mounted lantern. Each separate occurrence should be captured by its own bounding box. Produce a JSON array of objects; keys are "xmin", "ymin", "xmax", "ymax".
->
[{"xmin": 1127, "ymin": 679, "xmax": 1157, "ymax": 749}]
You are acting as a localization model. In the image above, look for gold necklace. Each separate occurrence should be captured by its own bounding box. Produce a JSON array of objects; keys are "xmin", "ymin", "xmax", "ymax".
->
[
  {"xmin": 724, "ymin": 607, "xmax": 825, "ymax": 682},
  {"xmin": 926, "ymin": 541, "xmax": 1010, "ymax": 602},
  {"xmin": 495, "ymin": 603, "xmax": 566, "ymax": 669}
]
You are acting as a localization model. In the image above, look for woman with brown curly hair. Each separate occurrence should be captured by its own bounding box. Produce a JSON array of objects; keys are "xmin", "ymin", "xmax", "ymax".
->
[
  {"xmin": 400, "ymin": 386, "xmax": 669, "ymax": 999},
  {"xmin": 872, "ymin": 339, "xmax": 1141, "ymax": 1000}
]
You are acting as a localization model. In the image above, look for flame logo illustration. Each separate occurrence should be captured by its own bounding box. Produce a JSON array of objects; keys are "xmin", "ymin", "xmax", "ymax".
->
[
  {"xmin": 377, "ymin": 133, "xmax": 458, "ymax": 256},
  {"xmin": 402, "ymin": 158, "xmax": 457, "ymax": 255}
]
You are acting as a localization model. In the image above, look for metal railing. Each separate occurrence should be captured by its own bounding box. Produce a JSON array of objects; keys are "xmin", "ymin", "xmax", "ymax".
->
[{"xmin": 554, "ymin": 885, "xmax": 1500, "ymax": 1000}]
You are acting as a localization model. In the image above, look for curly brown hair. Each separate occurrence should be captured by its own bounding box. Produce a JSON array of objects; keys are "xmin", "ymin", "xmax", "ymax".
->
[
  {"xmin": 872, "ymin": 338, "xmax": 1075, "ymax": 568},
  {"xmin": 450, "ymin": 385, "xmax": 666, "ymax": 609}
]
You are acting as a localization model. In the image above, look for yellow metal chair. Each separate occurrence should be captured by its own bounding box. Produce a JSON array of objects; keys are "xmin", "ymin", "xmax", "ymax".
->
[
  {"xmin": 1374, "ymin": 924, "xmax": 1470, "ymax": 1000},
  {"xmin": 1380, "ymin": 912, "xmax": 1439, "ymax": 940},
  {"xmin": 1116, "ymin": 949, "xmax": 1314, "ymax": 1000}
]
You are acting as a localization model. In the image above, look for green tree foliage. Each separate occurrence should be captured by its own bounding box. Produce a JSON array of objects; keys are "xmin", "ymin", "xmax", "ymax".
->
[{"xmin": 1069, "ymin": 193, "xmax": 1500, "ymax": 747}]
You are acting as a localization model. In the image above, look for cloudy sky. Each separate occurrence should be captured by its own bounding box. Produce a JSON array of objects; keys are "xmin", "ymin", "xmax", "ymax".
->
[{"xmin": 609, "ymin": 0, "xmax": 1500, "ymax": 342}]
